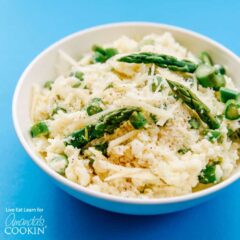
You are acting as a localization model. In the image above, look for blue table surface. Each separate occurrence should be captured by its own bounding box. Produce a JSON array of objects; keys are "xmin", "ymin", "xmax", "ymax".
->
[{"xmin": 1, "ymin": 0, "xmax": 240, "ymax": 239}]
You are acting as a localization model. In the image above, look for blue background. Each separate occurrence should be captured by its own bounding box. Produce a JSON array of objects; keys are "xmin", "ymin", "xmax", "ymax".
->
[{"xmin": 1, "ymin": 0, "xmax": 240, "ymax": 239}]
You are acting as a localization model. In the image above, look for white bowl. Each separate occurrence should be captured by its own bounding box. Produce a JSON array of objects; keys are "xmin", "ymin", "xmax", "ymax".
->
[{"xmin": 13, "ymin": 22, "xmax": 240, "ymax": 215}]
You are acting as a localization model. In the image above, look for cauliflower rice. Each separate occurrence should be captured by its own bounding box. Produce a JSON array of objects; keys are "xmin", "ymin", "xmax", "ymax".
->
[{"xmin": 30, "ymin": 32, "xmax": 240, "ymax": 199}]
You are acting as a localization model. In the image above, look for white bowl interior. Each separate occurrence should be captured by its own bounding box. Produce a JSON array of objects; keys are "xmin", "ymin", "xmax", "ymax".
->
[{"xmin": 13, "ymin": 22, "xmax": 240, "ymax": 204}]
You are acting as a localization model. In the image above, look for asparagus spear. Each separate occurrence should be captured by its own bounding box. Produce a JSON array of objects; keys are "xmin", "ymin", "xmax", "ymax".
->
[
  {"xmin": 118, "ymin": 52, "xmax": 197, "ymax": 73},
  {"xmin": 65, "ymin": 107, "xmax": 141, "ymax": 148},
  {"xmin": 94, "ymin": 142, "xmax": 109, "ymax": 156},
  {"xmin": 167, "ymin": 80, "xmax": 220, "ymax": 129}
]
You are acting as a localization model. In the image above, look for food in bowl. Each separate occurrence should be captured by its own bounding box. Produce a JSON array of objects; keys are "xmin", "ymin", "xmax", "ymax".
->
[{"xmin": 30, "ymin": 32, "xmax": 240, "ymax": 199}]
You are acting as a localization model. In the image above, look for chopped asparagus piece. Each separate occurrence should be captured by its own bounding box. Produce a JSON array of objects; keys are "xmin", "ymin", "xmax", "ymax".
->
[
  {"xmin": 92, "ymin": 45, "xmax": 118, "ymax": 63},
  {"xmin": 216, "ymin": 114, "xmax": 224, "ymax": 123},
  {"xmin": 43, "ymin": 80, "xmax": 54, "ymax": 90},
  {"xmin": 195, "ymin": 64, "xmax": 225, "ymax": 90},
  {"xmin": 200, "ymin": 52, "xmax": 226, "ymax": 75},
  {"xmin": 74, "ymin": 71, "xmax": 84, "ymax": 81},
  {"xmin": 199, "ymin": 163, "xmax": 218, "ymax": 184},
  {"xmin": 224, "ymin": 100, "xmax": 240, "ymax": 120},
  {"xmin": 30, "ymin": 122, "xmax": 49, "ymax": 138},
  {"xmin": 188, "ymin": 117, "xmax": 200, "ymax": 129},
  {"xmin": 215, "ymin": 65, "xmax": 226, "ymax": 75},
  {"xmin": 195, "ymin": 52, "xmax": 226, "ymax": 90},
  {"xmin": 49, "ymin": 154, "xmax": 68, "ymax": 175},
  {"xmin": 70, "ymin": 71, "xmax": 84, "ymax": 88},
  {"xmin": 129, "ymin": 111, "xmax": 147, "ymax": 129},
  {"xmin": 86, "ymin": 98, "xmax": 103, "ymax": 116},
  {"xmin": 200, "ymin": 51, "xmax": 213, "ymax": 66},
  {"xmin": 177, "ymin": 147, "xmax": 191, "ymax": 155},
  {"xmin": 118, "ymin": 52, "xmax": 197, "ymax": 73},
  {"xmin": 72, "ymin": 82, "xmax": 82, "ymax": 88},
  {"xmin": 220, "ymin": 87, "xmax": 240, "ymax": 103},
  {"xmin": 167, "ymin": 80, "xmax": 220, "ymax": 129},
  {"xmin": 65, "ymin": 107, "xmax": 140, "ymax": 149},
  {"xmin": 212, "ymin": 74, "xmax": 226, "ymax": 90},
  {"xmin": 195, "ymin": 64, "xmax": 216, "ymax": 87},
  {"xmin": 204, "ymin": 129, "xmax": 222, "ymax": 143}
]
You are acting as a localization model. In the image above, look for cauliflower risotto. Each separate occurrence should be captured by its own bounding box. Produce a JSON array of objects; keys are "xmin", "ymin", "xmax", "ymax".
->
[{"xmin": 30, "ymin": 33, "xmax": 240, "ymax": 198}]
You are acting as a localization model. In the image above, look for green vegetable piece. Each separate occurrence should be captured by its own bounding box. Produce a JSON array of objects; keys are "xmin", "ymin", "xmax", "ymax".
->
[
  {"xmin": 220, "ymin": 87, "xmax": 240, "ymax": 103},
  {"xmin": 92, "ymin": 45, "xmax": 118, "ymax": 63},
  {"xmin": 130, "ymin": 111, "xmax": 147, "ymax": 129},
  {"xmin": 65, "ymin": 107, "xmax": 140, "ymax": 148},
  {"xmin": 94, "ymin": 142, "xmax": 109, "ymax": 156},
  {"xmin": 151, "ymin": 76, "xmax": 163, "ymax": 92},
  {"xmin": 200, "ymin": 51, "xmax": 213, "ymax": 66},
  {"xmin": 52, "ymin": 107, "xmax": 67, "ymax": 116},
  {"xmin": 74, "ymin": 71, "xmax": 84, "ymax": 81},
  {"xmin": 214, "ymin": 91, "xmax": 221, "ymax": 101},
  {"xmin": 30, "ymin": 122, "xmax": 49, "ymax": 138},
  {"xmin": 87, "ymin": 105, "xmax": 102, "ymax": 116},
  {"xmin": 198, "ymin": 163, "xmax": 218, "ymax": 184},
  {"xmin": 216, "ymin": 114, "xmax": 224, "ymax": 124},
  {"xmin": 104, "ymin": 82, "xmax": 114, "ymax": 90},
  {"xmin": 177, "ymin": 147, "xmax": 190, "ymax": 155},
  {"xmin": 49, "ymin": 154, "xmax": 68, "ymax": 175},
  {"xmin": 195, "ymin": 64, "xmax": 225, "ymax": 90},
  {"xmin": 188, "ymin": 117, "xmax": 200, "ymax": 129},
  {"xmin": 43, "ymin": 81, "xmax": 53, "ymax": 90},
  {"xmin": 215, "ymin": 65, "xmax": 226, "ymax": 75},
  {"xmin": 195, "ymin": 64, "xmax": 215, "ymax": 88},
  {"xmin": 89, "ymin": 158, "xmax": 95, "ymax": 166},
  {"xmin": 227, "ymin": 128, "xmax": 240, "ymax": 141},
  {"xmin": 118, "ymin": 52, "xmax": 197, "ymax": 73},
  {"xmin": 167, "ymin": 80, "xmax": 220, "ymax": 129},
  {"xmin": 86, "ymin": 98, "xmax": 103, "ymax": 116},
  {"xmin": 71, "ymin": 71, "xmax": 84, "ymax": 88},
  {"xmin": 66, "ymin": 126, "xmax": 93, "ymax": 149},
  {"xmin": 212, "ymin": 74, "xmax": 226, "ymax": 90},
  {"xmin": 224, "ymin": 100, "xmax": 240, "ymax": 120},
  {"xmin": 72, "ymin": 82, "xmax": 81, "ymax": 88},
  {"xmin": 150, "ymin": 113, "xmax": 158, "ymax": 124},
  {"xmin": 205, "ymin": 129, "xmax": 222, "ymax": 143}
]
